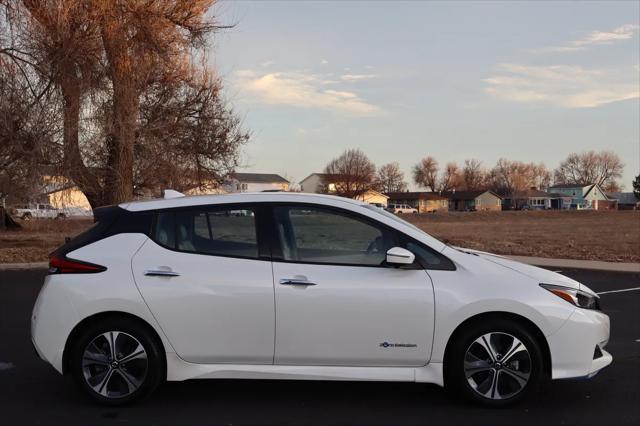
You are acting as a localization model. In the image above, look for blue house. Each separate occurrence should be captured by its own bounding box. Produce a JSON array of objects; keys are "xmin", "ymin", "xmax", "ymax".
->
[{"xmin": 547, "ymin": 183, "xmax": 616, "ymax": 210}]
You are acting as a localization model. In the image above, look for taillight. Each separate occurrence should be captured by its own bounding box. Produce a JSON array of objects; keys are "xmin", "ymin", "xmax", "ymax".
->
[{"xmin": 48, "ymin": 255, "xmax": 106, "ymax": 274}]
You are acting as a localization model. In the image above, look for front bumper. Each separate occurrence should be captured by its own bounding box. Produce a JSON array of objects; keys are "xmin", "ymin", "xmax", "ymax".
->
[{"xmin": 547, "ymin": 307, "xmax": 612, "ymax": 379}]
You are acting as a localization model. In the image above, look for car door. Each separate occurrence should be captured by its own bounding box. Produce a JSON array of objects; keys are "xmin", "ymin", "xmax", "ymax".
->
[
  {"xmin": 270, "ymin": 204, "xmax": 435, "ymax": 367},
  {"xmin": 132, "ymin": 204, "xmax": 275, "ymax": 364}
]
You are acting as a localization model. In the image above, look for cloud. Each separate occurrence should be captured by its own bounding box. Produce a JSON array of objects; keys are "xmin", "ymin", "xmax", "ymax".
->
[
  {"xmin": 260, "ymin": 60, "xmax": 275, "ymax": 68},
  {"xmin": 233, "ymin": 70, "xmax": 380, "ymax": 116},
  {"xmin": 340, "ymin": 74, "xmax": 377, "ymax": 81},
  {"xmin": 320, "ymin": 59, "xmax": 329, "ymax": 65},
  {"xmin": 536, "ymin": 24, "xmax": 639, "ymax": 53},
  {"xmin": 484, "ymin": 63, "xmax": 639, "ymax": 108}
]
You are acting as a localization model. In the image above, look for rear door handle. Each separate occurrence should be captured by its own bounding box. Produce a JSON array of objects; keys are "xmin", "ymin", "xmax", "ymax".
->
[
  {"xmin": 279, "ymin": 278, "xmax": 316, "ymax": 286},
  {"xmin": 145, "ymin": 269, "xmax": 180, "ymax": 277}
]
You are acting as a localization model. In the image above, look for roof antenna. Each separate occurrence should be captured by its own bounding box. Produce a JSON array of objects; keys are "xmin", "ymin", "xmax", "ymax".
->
[{"xmin": 163, "ymin": 189, "xmax": 185, "ymax": 199}]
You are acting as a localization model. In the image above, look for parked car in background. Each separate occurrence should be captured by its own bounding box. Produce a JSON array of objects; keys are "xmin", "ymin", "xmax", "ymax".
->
[
  {"xmin": 369, "ymin": 202, "xmax": 386, "ymax": 209},
  {"xmin": 14, "ymin": 203, "xmax": 66, "ymax": 220},
  {"xmin": 387, "ymin": 203, "xmax": 418, "ymax": 214},
  {"xmin": 13, "ymin": 203, "xmax": 92, "ymax": 220},
  {"xmin": 31, "ymin": 191, "xmax": 610, "ymax": 406}
]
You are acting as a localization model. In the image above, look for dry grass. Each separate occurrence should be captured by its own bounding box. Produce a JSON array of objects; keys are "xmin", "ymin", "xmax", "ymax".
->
[
  {"xmin": 1, "ymin": 210, "xmax": 639, "ymax": 263},
  {"xmin": 404, "ymin": 210, "xmax": 640, "ymax": 262},
  {"xmin": 0, "ymin": 218, "xmax": 93, "ymax": 263}
]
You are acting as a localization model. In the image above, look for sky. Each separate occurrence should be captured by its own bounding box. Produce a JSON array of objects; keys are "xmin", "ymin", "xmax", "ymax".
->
[{"xmin": 210, "ymin": 0, "xmax": 640, "ymax": 189}]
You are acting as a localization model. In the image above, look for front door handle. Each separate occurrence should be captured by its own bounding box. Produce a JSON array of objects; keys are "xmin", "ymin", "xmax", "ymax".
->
[
  {"xmin": 279, "ymin": 278, "xmax": 316, "ymax": 286},
  {"xmin": 145, "ymin": 269, "xmax": 180, "ymax": 277}
]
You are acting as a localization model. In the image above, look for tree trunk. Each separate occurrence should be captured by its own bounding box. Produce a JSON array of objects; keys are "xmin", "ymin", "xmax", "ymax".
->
[
  {"xmin": 101, "ymin": 20, "xmax": 137, "ymax": 206},
  {"xmin": 103, "ymin": 75, "xmax": 136, "ymax": 205},
  {"xmin": 60, "ymin": 81, "xmax": 103, "ymax": 209}
]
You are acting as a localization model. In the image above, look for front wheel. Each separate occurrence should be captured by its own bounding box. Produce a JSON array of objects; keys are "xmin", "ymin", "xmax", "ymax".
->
[
  {"xmin": 70, "ymin": 317, "xmax": 164, "ymax": 405},
  {"xmin": 446, "ymin": 319, "xmax": 544, "ymax": 406}
]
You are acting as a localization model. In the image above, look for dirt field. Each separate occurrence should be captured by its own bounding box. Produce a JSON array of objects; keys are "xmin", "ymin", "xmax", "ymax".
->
[
  {"xmin": 0, "ymin": 210, "xmax": 638, "ymax": 263},
  {"xmin": 404, "ymin": 210, "xmax": 640, "ymax": 262}
]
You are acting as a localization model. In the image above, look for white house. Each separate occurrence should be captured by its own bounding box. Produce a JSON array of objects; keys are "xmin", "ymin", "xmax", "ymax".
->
[
  {"xmin": 223, "ymin": 173, "xmax": 289, "ymax": 193},
  {"xmin": 299, "ymin": 173, "xmax": 388, "ymax": 206},
  {"xmin": 299, "ymin": 173, "xmax": 333, "ymax": 193}
]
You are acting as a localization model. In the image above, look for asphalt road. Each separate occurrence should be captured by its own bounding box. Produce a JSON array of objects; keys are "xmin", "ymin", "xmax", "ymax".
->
[{"xmin": 1, "ymin": 268, "xmax": 638, "ymax": 426}]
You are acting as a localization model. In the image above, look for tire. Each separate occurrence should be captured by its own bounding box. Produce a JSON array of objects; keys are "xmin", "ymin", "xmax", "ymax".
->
[
  {"xmin": 69, "ymin": 317, "xmax": 164, "ymax": 405},
  {"xmin": 21, "ymin": 213, "xmax": 32, "ymax": 220},
  {"xmin": 56, "ymin": 213, "xmax": 66, "ymax": 220},
  {"xmin": 445, "ymin": 318, "xmax": 544, "ymax": 407}
]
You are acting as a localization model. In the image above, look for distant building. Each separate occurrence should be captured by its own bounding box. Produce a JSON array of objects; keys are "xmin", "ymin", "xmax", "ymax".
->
[
  {"xmin": 299, "ymin": 173, "xmax": 333, "ymax": 193},
  {"xmin": 607, "ymin": 192, "xmax": 639, "ymax": 210},
  {"xmin": 355, "ymin": 190, "xmax": 389, "ymax": 207},
  {"xmin": 386, "ymin": 192, "xmax": 448, "ymax": 213},
  {"xmin": 299, "ymin": 173, "xmax": 387, "ymax": 205},
  {"xmin": 441, "ymin": 190, "xmax": 502, "ymax": 212},
  {"xmin": 502, "ymin": 188, "xmax": 572, "ymax": 210},
  {"xmin": 224, "ymin": 173, "xmax": 289, "ymax": 193},
  {"xmin": 38, "ymin": 176, "xmax": 92, "ymax": 211},
  {"xmin": 548, "ymin": 183, "xmax": 616, "ymax": 210}
]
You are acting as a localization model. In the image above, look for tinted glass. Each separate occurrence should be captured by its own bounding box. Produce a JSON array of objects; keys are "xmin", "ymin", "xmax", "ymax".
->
[
  {"xmin": 274, "ymin": 206, "xmax": 394, "ymax": 266},
  {"xmin": 156, "ymin": 208, "xmax": 257, "ymax": 258}
]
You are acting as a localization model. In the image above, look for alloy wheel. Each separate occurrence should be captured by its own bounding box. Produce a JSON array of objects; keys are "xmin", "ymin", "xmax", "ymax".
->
[
  {"xmin": 463, "ymin": 332, "xmax": 532, "ymax": 400},
  {"xmin": 81, "ymin": 331, "xmax": 148, "ymax": 399}
]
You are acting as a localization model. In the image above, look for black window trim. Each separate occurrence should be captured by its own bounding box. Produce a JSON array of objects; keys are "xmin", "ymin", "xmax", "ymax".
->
[
  {"xmin": 265, "ymin": 202, "xmax": 456, "ymax": 271},
  {"xmin": 150, "ymin": 202, "xmax": 272, "ymax": 262}
]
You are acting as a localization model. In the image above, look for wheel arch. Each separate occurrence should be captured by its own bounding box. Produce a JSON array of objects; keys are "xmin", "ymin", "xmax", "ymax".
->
[
  {"xmin": 442, "ymin": 311, "xmax": 552, "ymax": 383},
  {"xmin": 62, "ymin": 311, "xmax": 167, "ymax": 377}
]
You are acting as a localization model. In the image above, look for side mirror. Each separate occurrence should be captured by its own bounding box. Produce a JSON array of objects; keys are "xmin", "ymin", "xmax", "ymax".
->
[{"xmin": 386, "ymin": 247, "xmax": 415, "ymax": 265}]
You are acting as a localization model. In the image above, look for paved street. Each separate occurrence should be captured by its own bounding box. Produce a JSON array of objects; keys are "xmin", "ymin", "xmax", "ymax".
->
[{"xmin": 1, "ymin": 267, "xmax": 638, "ymax": 425}]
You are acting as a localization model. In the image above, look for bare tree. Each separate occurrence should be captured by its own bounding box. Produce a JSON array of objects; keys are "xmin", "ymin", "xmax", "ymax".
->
[
  {"xmin": 93, "ymin": 0, "xmax": 219, "ymax": 204},
  {"xmin": 461, "ymin": 159, "xmax": 485, "ymax": 190},
  {"xmin": 439, "ymin": 162, "xmax": 463, "ymax": 192},
  {"xmin": 375, "ymin": 162, "xmax": 407, "ymax": 193},
  {"xmin": 135, "ymin": 66, "xmax": 248, "ymax": 195},
  {"xmin": 412, "ymin": 156, "xmax": 439, "ymax": 191},
  {"xmin": 554, "ymin": 150, "xmax": 624, "ymax": 192},
  {"xmin": 487, "ymin": 159, "xmax": 551, "ymax": 195},
  {"xmin": 322, "ymin": 148, "xmax": 376, "ymax": 198},
  {"xmin": 1, "ymin": 1, "xmax": 247, "ymax": 208},
  {"xmin": 0, "ymin": 42, "xmax": 58, "ymax": 204}
]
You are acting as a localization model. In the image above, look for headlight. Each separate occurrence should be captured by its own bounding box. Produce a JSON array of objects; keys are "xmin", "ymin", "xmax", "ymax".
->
[{"xmin": 540, "ymin": 284, "xmax": 600, "ymax": 310}]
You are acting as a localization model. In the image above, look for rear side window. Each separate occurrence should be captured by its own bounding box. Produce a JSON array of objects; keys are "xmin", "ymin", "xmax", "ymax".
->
[{"xmin": 154, "ymin": 207, "xmax": 258, "ymax": 259}]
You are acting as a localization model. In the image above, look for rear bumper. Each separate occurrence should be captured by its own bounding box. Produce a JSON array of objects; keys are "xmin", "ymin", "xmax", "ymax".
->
[
  {"xmin": 31, "ymin": 276, "xmax": 78, "ymax": 374},
  {"xmin": 547, "ymin": 308, "xmax": 612, "ymax": 379}
]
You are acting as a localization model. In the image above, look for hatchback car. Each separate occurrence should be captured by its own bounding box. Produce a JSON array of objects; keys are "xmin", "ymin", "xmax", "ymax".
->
[{"xmin": 31, "ymin": 191, "xmax": 611, "ymax": 406}]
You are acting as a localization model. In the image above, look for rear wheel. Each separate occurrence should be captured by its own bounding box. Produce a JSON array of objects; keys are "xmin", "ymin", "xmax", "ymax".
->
[
  {"xmin": 70, "ymin": 317, "xmax": 164, "ymax": 405},
  {"xmin": 446, "ymin": 319, "xmax": 544, "ymax": 406}
]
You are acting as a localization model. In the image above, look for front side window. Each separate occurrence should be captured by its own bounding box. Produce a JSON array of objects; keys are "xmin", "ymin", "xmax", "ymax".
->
[
  {"xmin": 274, "ymin": 206, "xmax": 395, "ymax": 266},
  {"xmin": 155, "ymin": 207, "xmax": 258, "ymax": 259}
]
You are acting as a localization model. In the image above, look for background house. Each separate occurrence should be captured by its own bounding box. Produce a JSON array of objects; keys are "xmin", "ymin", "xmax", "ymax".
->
[
  {"xmin": 387, "ymin": 192, "xmax": 448, "ymax": 213},
  {"xmin": 502, "ymin": 188, "xmax": 554, "ymax": 210},
  {"xmin": 299, "ymin": 173, "xmax": 333, "ymax": 193},
  {"xmin": 607, "ymin": 192, "xmax": 639, "ymax": 210},
  {"xmin": 354, "ymin": 190, "xmax": 389, "ymax": 206},
  {"xmin": 548, "ymin": 183, "xmax": 616, "ymax": 210},
  {"xmin": 224, "ymin": 173, "xmax": 289, "ymax": 193},
  {"xmin": 441, "ymin": 190, "xmax": 502, "ymax": 211}
]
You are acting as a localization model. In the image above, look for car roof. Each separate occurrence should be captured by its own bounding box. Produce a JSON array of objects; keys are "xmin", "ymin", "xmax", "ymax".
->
[{"xmin": 120, "ymin": 191, "xmax": 367, "ymax": 212}]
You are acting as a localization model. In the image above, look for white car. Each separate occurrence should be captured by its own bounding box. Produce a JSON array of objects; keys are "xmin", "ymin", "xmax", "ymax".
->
[
  {"xmin": 388, "ymin": 203, "xmax": 418, "ymax": 214},
  {"xmin": 31, "ymin": 191, "xmax": 611, "ymax": 406},
  {"xmin": 14, "ymin": 203, "xmax": 93, "ymax": 220},
  {"xmin": 14, "ymin": 203, "xmax": 66, "ymax": 220}
]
